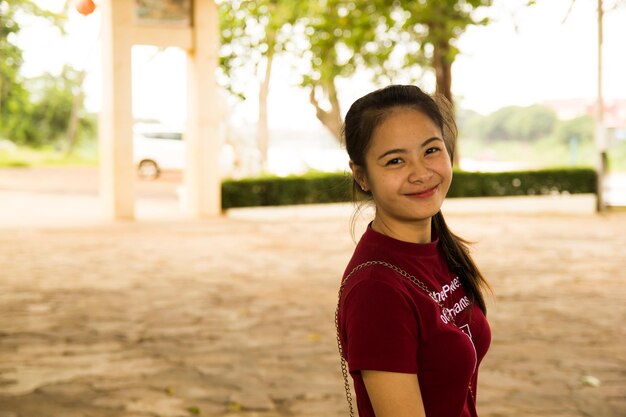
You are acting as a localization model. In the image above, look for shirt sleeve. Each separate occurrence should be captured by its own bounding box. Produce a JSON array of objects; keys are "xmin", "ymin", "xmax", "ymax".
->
[{"xmin": 343, "ymin": 275, "xmax": 419, "ymax": 374}]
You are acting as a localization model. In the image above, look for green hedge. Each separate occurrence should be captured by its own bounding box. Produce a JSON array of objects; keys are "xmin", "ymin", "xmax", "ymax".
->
[
  {"xmin": 222, "ymin": 172, "xmax": 352, "ymax": 208},
  {"xmin": 221, "ymin": 168, "xmax": 597, "ymax": 209},
  {"xmin": 447, "ymin": 168, "xmax": 597, "ymax": 198}
]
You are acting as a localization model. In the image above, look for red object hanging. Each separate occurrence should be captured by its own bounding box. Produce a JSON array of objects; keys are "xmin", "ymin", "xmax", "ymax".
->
[{"xmin": 75, "ymin": 0, "xmax": 96, "ymax": 16}]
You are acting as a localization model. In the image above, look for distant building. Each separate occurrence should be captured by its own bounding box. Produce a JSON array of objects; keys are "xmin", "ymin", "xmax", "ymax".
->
[{"xmin": 543, "ymin": 98, "xmax": 626, "ymax": 129}]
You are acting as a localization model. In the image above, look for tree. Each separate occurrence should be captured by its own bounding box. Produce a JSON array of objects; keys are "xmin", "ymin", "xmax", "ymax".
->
[
  {"xmin": 479, "ymin": 106, "xmax": 517, "ymax": 141},
  {"xmin": 25, "ymin": 65, "xmax": 96, "ymax": 147},
  {"xmin": 298, "ymin": 0, "xmax": 492, "ymax": 147},
  {"xmin": 507, "ymin": 105, "xmax": 557, "ymax": 141},
  {"xmin": 218, "ymin": 0, "xmax": 306, "ymax": 170},
  {"xmin": 392, "ymin": 0, "xmax": 492, "ymax": 104},
  {"xmin": 556, "ymin": 115, "xmax": 594, "ymax": 144},
  {"xmin": 218, "ymin": 0, "xmax": 494, "ymax": 157},
  {"xmin": 299, "ymin": 0, "xmax": 396, "ymax": 141},
  {"xmin": 0, "ymin": 0, "xmax": 65, "ymax": 143},
  {"xmin": 478, "ymin": 105, "xmax": 556, "ymax": 142},
  {"xmin": 456, "ymin": 107, "xmax": 484, "ymax": 139}
]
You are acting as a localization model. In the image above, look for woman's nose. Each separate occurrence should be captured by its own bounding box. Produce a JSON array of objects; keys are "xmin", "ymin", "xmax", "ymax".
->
[{"xmin": 407, "ymin": 162, "xmax": 432, "ymax": 183}]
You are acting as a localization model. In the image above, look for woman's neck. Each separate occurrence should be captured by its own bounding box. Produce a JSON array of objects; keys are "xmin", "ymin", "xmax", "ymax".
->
[{"xmin": 371, "ymin": 216, "xmax": 432, "ymax": 244}]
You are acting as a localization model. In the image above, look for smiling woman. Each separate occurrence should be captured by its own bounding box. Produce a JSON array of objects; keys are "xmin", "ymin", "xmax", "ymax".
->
[
  {"xmin": 336, "ymin": 85, "xmax": 492, "ymax": 417},
  {"xmin": 350, "ymin": 108, "xmax": 453, "ymax": 243}
]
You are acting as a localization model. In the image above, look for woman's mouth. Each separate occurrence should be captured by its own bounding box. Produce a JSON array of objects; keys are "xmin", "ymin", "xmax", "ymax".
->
[{"xmin": 405, "ymin": 185, "xmax": 438, "ymax": 199}]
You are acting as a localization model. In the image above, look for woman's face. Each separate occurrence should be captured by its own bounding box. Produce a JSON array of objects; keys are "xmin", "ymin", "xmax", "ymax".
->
[{"xmin": 352, "ymin": 107, "xmax": 452, "ymax": 229}]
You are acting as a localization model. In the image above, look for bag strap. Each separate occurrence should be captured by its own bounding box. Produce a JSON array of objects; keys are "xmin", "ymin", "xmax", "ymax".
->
[{"xmin": 335, "ymin": 260, "xmax": 449, "ymax": 417}]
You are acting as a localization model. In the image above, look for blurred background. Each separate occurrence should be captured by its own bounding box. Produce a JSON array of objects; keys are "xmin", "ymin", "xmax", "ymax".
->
[
  {"xmin": 1, "ymin": 1, "xmax": 625, "ymax": 417},
  {"xmin": 2, "ymin": 0, "xmax": 625, "ymax": 180}
]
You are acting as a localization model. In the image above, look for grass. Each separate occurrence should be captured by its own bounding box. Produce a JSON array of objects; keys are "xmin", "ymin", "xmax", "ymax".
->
[
  {"xmin": 0, "ymin": 140, "xmax": 98, "ymax": 168},
  {"xmin": 607, "ymin": 140, "xmax": 626, "ymax": 171},
  {"xmin": 458, "ymin": 136, "xmax": 626, "ymax": 172}
]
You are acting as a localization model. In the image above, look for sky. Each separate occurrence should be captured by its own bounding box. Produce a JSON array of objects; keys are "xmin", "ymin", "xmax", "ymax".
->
[{"xmin": 15, "ymin": 0, "xmax": 626, "ymax": 131}]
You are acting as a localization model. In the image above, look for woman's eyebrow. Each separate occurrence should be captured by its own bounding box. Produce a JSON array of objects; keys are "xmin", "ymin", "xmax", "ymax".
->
[
  {"xmin": 377, "ymin": 137, "xmax": 444, "ymax": 160},
  {"xmin": 420, "ymin": 137, "xmax": 444, "ymax": 148},
  {"xmin": 377, "ymin": 148, "xmax": 407, "ymax": 161}
]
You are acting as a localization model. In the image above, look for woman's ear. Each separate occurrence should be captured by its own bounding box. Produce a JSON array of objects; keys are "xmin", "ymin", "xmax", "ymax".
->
[{"xmin": 349, "ymin": 161, "xmax": 370, "ymax": 192}]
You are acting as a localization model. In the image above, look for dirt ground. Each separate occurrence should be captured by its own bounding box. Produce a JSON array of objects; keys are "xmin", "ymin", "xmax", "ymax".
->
[{"xmin": 0, "ymin": 167, "xmax": 625, "ymax": 417}]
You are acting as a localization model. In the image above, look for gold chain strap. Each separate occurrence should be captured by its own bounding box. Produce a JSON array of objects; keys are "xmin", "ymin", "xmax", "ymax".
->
[{"xmin": 335, "ymin": 260, "xmax": 475, "ymax": 416}]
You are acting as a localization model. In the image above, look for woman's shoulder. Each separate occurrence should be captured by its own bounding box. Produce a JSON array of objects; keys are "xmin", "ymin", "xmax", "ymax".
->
[{"xmin": 341, "ymin": 261, "xmax": 417, "ymax": 301}]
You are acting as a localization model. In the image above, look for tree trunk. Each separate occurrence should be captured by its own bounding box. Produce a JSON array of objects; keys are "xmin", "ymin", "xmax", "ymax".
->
[
  {"xmin": 0, "ymin": 77, "xmax": 3, "ymax": 119},
  {"xmin": 66, "ymin": 70, "xmax": 86, "ymax": 156},
  {"xmin": 595, "ymin": 0, "xmax": 606, "ymax": 211},
  {"xmin": 432, "ymin": 40, "xmax": 453, "ymax": 104},
  {"xmin": 257, "ymin": 47, "xmax": 273, "ymax": 171},
  {"xmin": 432, "ymin": 39, "xmax": 459, "ymax": 166},
  {"xmin": 309, "ymin": 80, "xmax": 343, "ymax": 143}
]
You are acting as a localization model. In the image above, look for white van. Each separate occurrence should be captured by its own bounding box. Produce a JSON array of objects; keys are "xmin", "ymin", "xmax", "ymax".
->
[
  {"xmin": 133, "ymin": 127, "xmax": 184, "ymax": 180},
  {"xmin": 133, "ymin": 123, "xmax": 239, "ymax": 180}
]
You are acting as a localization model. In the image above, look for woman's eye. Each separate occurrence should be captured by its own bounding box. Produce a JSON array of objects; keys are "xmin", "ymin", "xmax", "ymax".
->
[
  {"xmin": 425, "ymin": 147, "xmax": 441, "ymax": 155},
  {"xmin": 385, "ymin": 157, "xmax": 403, "ymax": 166}
]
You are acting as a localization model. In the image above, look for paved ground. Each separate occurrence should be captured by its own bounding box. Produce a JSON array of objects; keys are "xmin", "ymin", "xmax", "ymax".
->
[{"xmin": 0, "ymin": 167, "xmax": 625, "ymax": 417}]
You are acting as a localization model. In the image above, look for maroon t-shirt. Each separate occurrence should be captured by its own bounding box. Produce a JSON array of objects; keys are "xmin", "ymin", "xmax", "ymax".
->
[{"xmin": 337, "ymin": 225, "xmax": 491, "ymax": 417}]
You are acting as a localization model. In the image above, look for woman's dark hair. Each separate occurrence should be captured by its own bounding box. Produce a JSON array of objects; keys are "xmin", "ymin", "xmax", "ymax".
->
[{"xmin": 342, "ymin": 85, "xmax": 491, "ymax": 314}]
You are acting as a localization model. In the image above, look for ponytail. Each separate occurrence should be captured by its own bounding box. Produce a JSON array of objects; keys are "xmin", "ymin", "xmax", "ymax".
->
[{"xmin": 432, "ymin": 211, "xmax": 491, "ymax": 314}]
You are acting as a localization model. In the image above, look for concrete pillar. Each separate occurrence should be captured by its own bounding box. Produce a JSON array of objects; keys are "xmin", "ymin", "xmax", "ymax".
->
[
  {"xmin": 99, "ymin": 0, "xmax": 135, "ymax": 220},
  {"xmin": 184, "ymin": 0, "xmax": 222, "ymax": 217},
  {"xmin": 98, "ymin": 0, "xmax": 221, "ymax": 220}
]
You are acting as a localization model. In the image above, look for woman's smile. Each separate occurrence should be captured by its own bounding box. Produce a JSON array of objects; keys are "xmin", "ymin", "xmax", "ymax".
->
[{"xmin": 404, "ymin": 185, "xmax": 439, "ymax": 199}]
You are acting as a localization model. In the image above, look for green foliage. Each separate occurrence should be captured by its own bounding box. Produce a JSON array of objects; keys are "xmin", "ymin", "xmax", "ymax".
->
[
  {"xmin": 457, "ymin": 134, "xmax": 600, "ymax": 169},
  {"xmin": 214, "ymin": 0, "xmax": 497, "ymax": 144},
  {"xmin": 1, "ymin": 85, "xmax": 35, "ymax": 144},
  {"xmin": 217, "ymin": 0, "xmax": 306, "ymax": 99},
  {"xmin": 607, "ymin": 138, "xmax": 626, "ymax": 171},
  {"xmin": 299, "ymin": 0, "xmax": 395, "ymax": 86},
  {"xmin": 390, "ymin": 0, "xmax": 493, "ymax": 72},
  {"xmin": 512, "ymin": 105, "xmax": 557, "ymax": 141},
  {"xmin": 298, "ymin": 0, "xmax": 492, "ymax": 87},
  {"xmin": 217, "ymin": 0, "xmax": 495, "ymax": 139},
  {"xmin": 456, "ymin": 107, "xmax": 484, "ymax": 139},
  {"xmin": 480, "ymin": 106, "xmax": 518, "ymax": 141},
  {"xmin": 0, "ymin": 0, "xmax": 65, "ymax": 142},
  {"xmin": 468, "ymin": 105, "xmax": 558, "ymax": 142},
  {"xmin": 221, "ymin": 168, "xmax": 596, "ymax": 209},
  {"xmin": 448, "ymin": 168, "xmax": 596, "ymax": 197},
  {"xmin": 186, "ymin": 406, "xmax": 200, "ymax": 415},
  {"xmin": 0, "ymin": 141, "xmax": 98, "ymax": 168},
  {"xmin": 555, "ymin": 114, "xmax": 594, "ymax": 144},
  {"xmin": 1, "ymin": 65, "xmax": 96, "ymax": 147},
  {"xmin": 222, "ymin": 172, "xmax": 352, "ymax": 208},
  {"xmin": 0, "ymin": 1, "xmax": 29, "ymax": 140},
  {"xmin": 24, "ymin": 66, "xmax": 95, "ymax": 146},
  {"xmin": 0, "ymin": 0, "xmax": 63, "ymax": 138}
]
